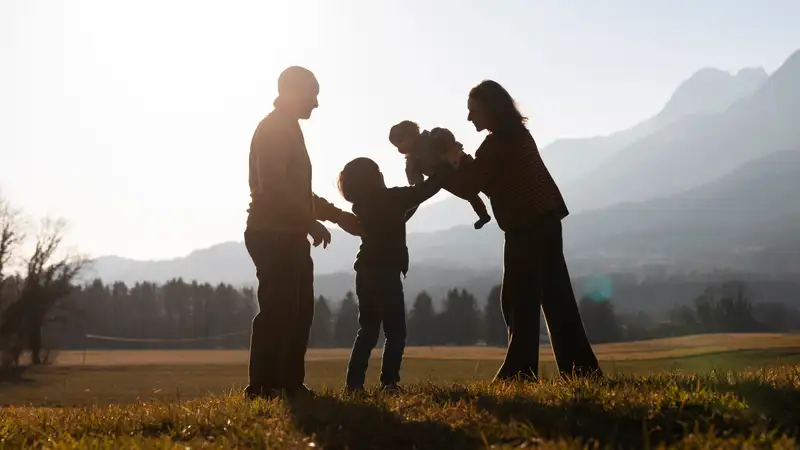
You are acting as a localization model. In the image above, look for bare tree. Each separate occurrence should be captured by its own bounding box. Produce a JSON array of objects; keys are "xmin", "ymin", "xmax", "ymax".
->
[
  {"xmin": 0, "ymin": 194, "xmax": 25, "ymax": 376},
  {"xmin": 0, "ymin": 194, "xmax": 23, "ymax": 304},
  {"xmin": 1, "ymin": 211, "xmax": 90, "ymax": 369}
]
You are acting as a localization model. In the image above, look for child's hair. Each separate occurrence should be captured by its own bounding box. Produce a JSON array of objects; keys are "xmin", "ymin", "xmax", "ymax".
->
[
  {"xmin": 338, "ymin": 157, "xmax": 384, "ymax": 204},
  {"xmin": 388, "ymin": 120, "xmax": 420, "ymax": 147}
]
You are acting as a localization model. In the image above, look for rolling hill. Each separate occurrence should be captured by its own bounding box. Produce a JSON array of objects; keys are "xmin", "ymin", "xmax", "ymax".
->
[{"xmin": 563, "ymin": 149, "xmax": 800, "ymax": 259}]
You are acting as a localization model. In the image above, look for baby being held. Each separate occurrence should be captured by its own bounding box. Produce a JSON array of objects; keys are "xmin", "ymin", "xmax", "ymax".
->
[{"xmin": 388, "ymin": 120, "xmax": 491, "ymax": 230}]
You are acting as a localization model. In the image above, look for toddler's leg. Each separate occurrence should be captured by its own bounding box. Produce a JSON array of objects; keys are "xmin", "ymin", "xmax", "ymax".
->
[{"xmin": 469, "ymin": 196, "xmax": 492, "ymax": 229}]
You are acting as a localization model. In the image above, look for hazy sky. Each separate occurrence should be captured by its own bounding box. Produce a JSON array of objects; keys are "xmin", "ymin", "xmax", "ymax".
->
[{"xmin": 2, "ymin": 0, "xmax": 799, "ymax": 260}]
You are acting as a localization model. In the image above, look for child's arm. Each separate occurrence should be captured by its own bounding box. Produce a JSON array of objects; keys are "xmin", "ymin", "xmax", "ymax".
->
[{"xmin": 386, "ymin": 174, "xmax": 445, "ymax": 222}]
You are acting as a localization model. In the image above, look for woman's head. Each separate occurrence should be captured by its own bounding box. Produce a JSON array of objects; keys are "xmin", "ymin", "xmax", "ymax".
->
[
  {"xmin": 338, "ymin": 157, "xmax": 385, "ymax": 204},
  {"xmin": 467, "ymin": 80, "xmax": 528, "ymax": 134}
]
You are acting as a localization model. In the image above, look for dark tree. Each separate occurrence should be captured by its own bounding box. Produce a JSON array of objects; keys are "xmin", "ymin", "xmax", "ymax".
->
[
  {"xmin": 333, "ymin": 291, "xmax": 360, "ymax": 348},
  {"xmin": 440, "ymin": 289, "xmax": 480, "ymax": 345},
  {"xmin": 408, "ymin": 291, "xmax": 437, "ymax": 346},
  {"xmin": 483, "ymin": 285, "xmax": 507, "ymax": 346},
  {"xmin": 309, "ymin": 296, "xmax": 334, "ymax": 348}
]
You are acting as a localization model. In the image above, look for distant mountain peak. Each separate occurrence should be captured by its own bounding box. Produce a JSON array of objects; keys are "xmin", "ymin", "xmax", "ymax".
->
[
  {"xmin": 736, "ymin": 67, "xmax": 768, "ymax": 79},
  {"xmin": 767, "ymin": 48, "xmax": 800, "ymax": 86},
  {"xmin": 658, "ymin": 66, "xmax": 768, "ymax": 121},
  {"xmin": 785, "ymin": 47, "xmax": 800, "ymax": 66}
]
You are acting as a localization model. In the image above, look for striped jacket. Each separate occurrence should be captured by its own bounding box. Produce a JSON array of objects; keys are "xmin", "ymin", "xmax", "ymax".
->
[{"xmin": 448, "ymin": 128, "xmax": 568, "ymax": 232}]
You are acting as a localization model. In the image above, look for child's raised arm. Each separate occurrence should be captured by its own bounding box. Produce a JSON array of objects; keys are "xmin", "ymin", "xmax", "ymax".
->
[{"xmin": 385, "ymin": 174, "xmax": 445, "ymax": 222}]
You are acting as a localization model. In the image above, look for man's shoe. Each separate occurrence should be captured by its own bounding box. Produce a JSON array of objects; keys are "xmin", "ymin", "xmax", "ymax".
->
[
  {"xmin": 283, "ymin": 384, "xmax": 315, "ymax": 400},
  {"xmin": 244, "ymin": 385, "xmax": 280, "ymax": 401}
]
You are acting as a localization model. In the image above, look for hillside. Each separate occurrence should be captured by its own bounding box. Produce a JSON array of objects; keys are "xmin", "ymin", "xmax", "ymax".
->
[
  {"xmin": 540, "ymin": 66, "xmax": 768, "ymax": 188},
  {"xmin": 564, "ymin": 149, "xmax": 800, "ymax": 259},
  {"xmin": 563, "ymin": 49, "xmax": 800, "ymax": 212}
]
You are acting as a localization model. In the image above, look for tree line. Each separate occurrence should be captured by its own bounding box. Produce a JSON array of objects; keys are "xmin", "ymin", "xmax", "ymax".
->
[
  {"xmin": 6, "ymin": 275, "xmax": 800, "ymax": 358},
  {"xmin": 4, "ymin": 193, "xmax": 800, "ymax": 371}
]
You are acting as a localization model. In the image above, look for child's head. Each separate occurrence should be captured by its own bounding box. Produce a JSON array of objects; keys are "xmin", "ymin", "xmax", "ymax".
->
[
  {"xmin": 389, "ymin": 120, "xmax": 421, "ymax": 154},
  {"xmin": 338, "ymin": 157, "xmax": 385, "ymax": 204}
]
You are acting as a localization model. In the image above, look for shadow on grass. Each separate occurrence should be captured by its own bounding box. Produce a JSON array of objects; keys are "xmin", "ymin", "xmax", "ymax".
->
[
  {"xmin": 698, "ymin": 378, "xmax": 800, "ymax": 437},
  {"xmin": 286, "ymin": 393, "xmax": 478, "ymax": 450},
  {"xmin": 430, "ymin": 380, "xmax": 791, "ymax": 449},
  {"xmin": 0, "ymin": 365, "xmax": 36, "ymax": 386}
]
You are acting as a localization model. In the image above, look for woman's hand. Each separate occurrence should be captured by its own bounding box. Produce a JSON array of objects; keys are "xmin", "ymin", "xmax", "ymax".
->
[{"xmin": 442, "ymin": 142, "xmax": 464, "ymax": 167}]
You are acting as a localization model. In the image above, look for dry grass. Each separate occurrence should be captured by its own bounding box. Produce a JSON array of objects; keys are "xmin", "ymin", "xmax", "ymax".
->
[
  {"xmin": 2, "ymin": 367, "xmax": 800, "ymax": 449},
  {"xmin": 52, "ymin": 332, "xmax": 800, "ymax": 366},
  {"xmin": 2, "ymin": 334, "xmax": 800, "ymax": 448}
]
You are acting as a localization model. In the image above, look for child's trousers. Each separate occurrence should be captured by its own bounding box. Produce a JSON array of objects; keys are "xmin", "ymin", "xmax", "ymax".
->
[{"xmin": 345, "ymin": 267, "xmax": 407, "ymax": 388}]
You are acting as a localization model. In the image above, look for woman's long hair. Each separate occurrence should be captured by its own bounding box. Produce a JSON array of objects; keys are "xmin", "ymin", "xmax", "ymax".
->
[{"xmin": 469, "ymin": 80, "xmax": 528, "ymax": 136}]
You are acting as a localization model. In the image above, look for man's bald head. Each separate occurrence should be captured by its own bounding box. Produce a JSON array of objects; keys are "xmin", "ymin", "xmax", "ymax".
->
[{"xmin": 274, "ymin": 66, "xmax": 320, "ymax": 119}]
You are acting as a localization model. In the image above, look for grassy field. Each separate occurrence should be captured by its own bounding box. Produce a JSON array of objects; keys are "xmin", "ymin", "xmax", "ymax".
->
[{"xmin": 1, "ymin": 333, "xmax": 800, "ymax": 448}]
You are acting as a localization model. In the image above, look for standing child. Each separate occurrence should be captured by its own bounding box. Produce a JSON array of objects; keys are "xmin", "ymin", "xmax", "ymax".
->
[
  {"xmin": 338, "ymin": 157, "xmax": 445, "ymax": 393},
  {"xmin": 389, "ymin": 120, "xmax": 492, "ymax": 229}
]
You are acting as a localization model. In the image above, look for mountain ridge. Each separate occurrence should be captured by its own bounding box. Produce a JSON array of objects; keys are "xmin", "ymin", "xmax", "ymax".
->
[{"xmin": 409, "ymin": 63, "xmax": 770, "ymax": 232}]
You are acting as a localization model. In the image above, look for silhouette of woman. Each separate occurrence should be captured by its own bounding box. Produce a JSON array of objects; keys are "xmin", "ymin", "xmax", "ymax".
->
[{"xmin": 441, "ymin": 80, "xmax": 602, "ymax": 381}]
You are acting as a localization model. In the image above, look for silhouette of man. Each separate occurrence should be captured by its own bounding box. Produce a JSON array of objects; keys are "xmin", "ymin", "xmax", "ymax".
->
[{"xmin": 245, "ymin": 66, "xmax": 361, "ymax": 400}]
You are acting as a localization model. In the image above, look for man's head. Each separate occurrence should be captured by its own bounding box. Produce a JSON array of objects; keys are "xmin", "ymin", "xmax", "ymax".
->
[
  {"xmin": 388, "ymin": 120, "xmax": 421, "ymax": 154},
  {"xmin": 273, "ymin": 66, "xmax": 320, "ymax": 119}
]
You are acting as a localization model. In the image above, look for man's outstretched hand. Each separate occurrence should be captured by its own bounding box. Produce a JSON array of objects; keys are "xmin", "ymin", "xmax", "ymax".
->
[
  {"xmin": 337, "ymin": 211, "xmax": 363, "ymax": 237},
  {"xmin": 309, "ymin": 221, "xmax": 332, "ymax": 248}
]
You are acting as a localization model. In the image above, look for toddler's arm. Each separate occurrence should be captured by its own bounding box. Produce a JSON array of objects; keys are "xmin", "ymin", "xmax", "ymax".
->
[{"xmin": 405, "ymin": 156, "xmax": 425, "ymax": 185}]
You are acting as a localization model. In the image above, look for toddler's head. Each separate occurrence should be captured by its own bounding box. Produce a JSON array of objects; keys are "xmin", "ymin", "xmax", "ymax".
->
[
  {"xmin": 338, "ymin": 157, "xmax": 386, "ymax": 204},
  {"xmin": 389, "ymin": 120, "xmax": 421, "ymax": 155}
]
